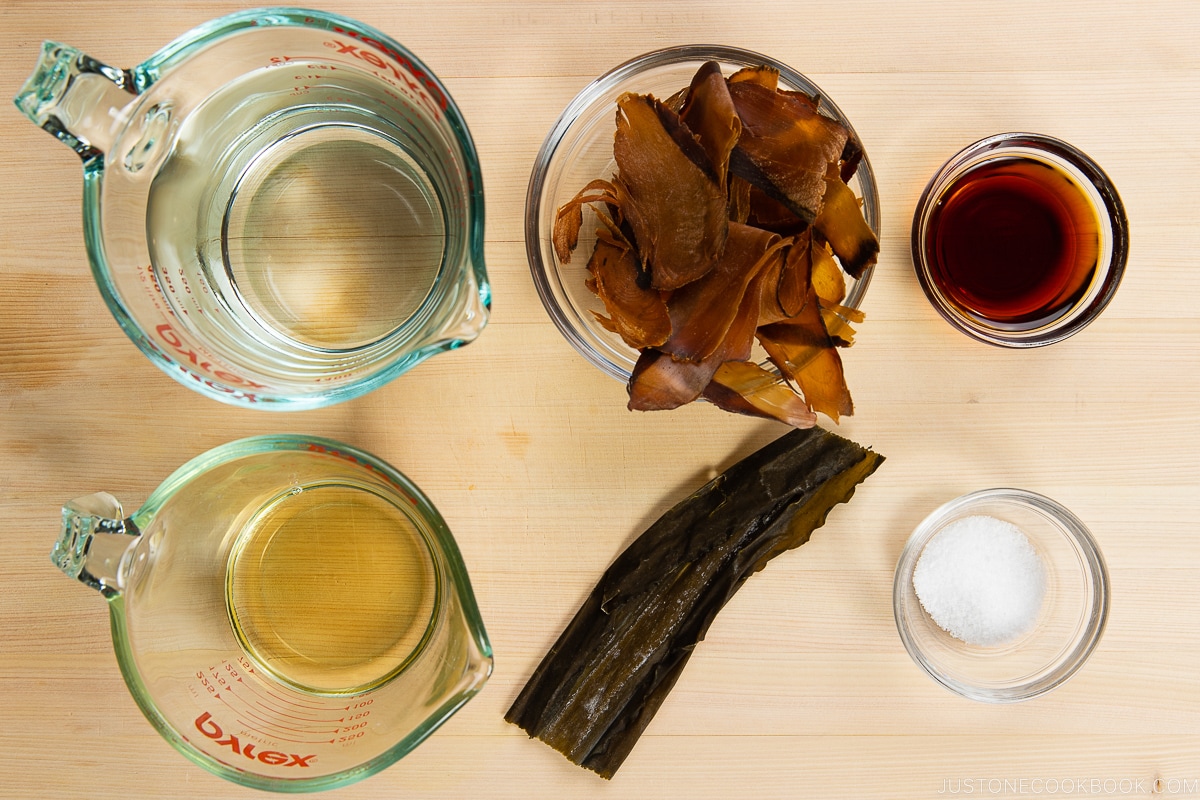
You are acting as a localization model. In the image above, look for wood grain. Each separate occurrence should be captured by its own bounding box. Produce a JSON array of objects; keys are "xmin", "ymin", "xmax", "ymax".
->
[{"xmin": 1, "ymin": 1, "xmax": 1197, "ymax": 798}]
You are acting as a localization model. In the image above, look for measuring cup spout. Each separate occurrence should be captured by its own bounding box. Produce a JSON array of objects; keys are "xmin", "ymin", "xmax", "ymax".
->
[
  {"xmin": 14, "ymin": 42, "xmax": 136, "ymax": 160},
  {"xmin": 53, "ymin": 492, "xmax": 141, "ymax": 599}
]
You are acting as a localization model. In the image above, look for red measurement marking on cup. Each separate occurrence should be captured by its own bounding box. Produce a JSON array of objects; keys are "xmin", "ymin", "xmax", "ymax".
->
[
  {"xmin": 223, "ymin": 658, "xmax": 375, "ymax": 745},
  {"xmin": 322, "ymin": 33, "xmax": 444, "ymax": 115},
  {"xmin": 184, "ymin": 662, "xmax": 367, "ymax": 748},
  {"xmin": 138, "ymin": 263, "xmax": 182, "ymax": 321},
  {"xmin": 233, "ymin": 705, "xmax": 340, "ymax": 741},
  {"xmin": 135, "ymin": 264, "xmax": 265, "ymax": 400},
  {"xmin": 231, "ymin": 657, "xmax": 327, "ymax": 709},
  {"xmin": 303, "ymin": 443, "xmax": 417, "ymax": 505},
  {"xmin": 218, "ymin": 694, "xmax": 334, "ymax": 740},
  {"xmin": 154, "ymin": 322, "xmax": 268, "ymax": 395},
  {"xmin": 195, "ymin": 670, "xmax": 312, "ymax": 742},
  {"xmin": 313, "ymin": 372, "xmax": 356, "ymax": 384},
  {"xmin": 214, "ymin": 661, "xmax": 345, "ymax": 721}
]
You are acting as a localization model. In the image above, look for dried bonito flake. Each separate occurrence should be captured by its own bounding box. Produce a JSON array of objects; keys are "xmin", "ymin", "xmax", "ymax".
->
[
  {"xmin": 551, "ymin": 60, "xmax": 879, "ymax": 427},
  {"xmin": 613, "ymin": 93, "xmax": 729, "ymax": 290},
  {"xmin": 726, "ymin": 80, "xmax": 847, "ymax": 225}
]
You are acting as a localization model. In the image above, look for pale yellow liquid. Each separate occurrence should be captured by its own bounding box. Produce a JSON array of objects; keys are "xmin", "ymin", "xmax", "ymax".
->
[{"xmin": 226, "ymin": 483, "xmax": 438, "ymax": 694}]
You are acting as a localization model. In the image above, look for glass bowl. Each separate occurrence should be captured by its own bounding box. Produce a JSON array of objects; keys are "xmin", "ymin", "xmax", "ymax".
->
[
  {"xmin": 911, "ymin": 133, "xmax": 1129, "ymax": 348},
  {"xmin": 526, "ymin": 45, "xmax": 880, "ymax": 381},
  {"xmin": 893, "ymin": 488, "xmax": 1109, "ymax": 703}
]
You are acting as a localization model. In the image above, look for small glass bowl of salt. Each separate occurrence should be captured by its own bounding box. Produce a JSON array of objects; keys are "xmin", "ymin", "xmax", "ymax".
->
[{"xmin": 893, "ymin": 488, "xmax": 1109, "ymax": 703}]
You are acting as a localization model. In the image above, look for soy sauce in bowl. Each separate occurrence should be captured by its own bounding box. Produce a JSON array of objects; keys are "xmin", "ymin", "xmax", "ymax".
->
[
  {"xmin": 926, "ymin": 158, "xmax": 1099, "ymax": 326},
  {"xmin": 912, "ymin": 133, "xmax": 1128, "ymax": 347}
]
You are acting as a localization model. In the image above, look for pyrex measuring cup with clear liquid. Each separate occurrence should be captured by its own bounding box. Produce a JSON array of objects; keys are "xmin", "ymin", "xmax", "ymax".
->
[
  {"xmin": 14, "ymin": 8, "xmax": 489, "ymax": 408},
  {"xmin": 54, "ymin": 435, "xmax": 492, "ymax": 791}
]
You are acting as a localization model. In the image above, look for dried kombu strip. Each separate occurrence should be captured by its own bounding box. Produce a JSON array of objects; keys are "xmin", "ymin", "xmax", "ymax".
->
[{"xmin": 505, "ymin": 427, "xmax": 884, "ymax": 778}]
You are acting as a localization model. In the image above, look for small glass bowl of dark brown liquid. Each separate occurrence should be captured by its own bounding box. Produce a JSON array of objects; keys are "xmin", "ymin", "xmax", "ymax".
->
[{"xmin": 912, "ymin": 133, "xmax": 1128, "ymax": 347}]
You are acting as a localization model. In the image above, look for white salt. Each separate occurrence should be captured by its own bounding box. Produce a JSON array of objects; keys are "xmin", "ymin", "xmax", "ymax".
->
[{"xmin": 912, "ymin": 514, "xmax": 1046, "ymax": 647}]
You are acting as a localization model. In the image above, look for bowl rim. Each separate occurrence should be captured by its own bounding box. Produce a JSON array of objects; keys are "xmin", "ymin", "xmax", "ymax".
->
[
  {"xmin": 525, "ymin": 44, "xmax": 880, "ymax": 382},
  {"xmin": 892, "ymin": 487, "xmax": 1110, "ymax": 703}
]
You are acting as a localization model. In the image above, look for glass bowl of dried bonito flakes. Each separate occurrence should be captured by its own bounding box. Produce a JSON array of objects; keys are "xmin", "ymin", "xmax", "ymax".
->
[{"xmin": 527, "ymin": 45, "xmax": 880, "ymax": 428}]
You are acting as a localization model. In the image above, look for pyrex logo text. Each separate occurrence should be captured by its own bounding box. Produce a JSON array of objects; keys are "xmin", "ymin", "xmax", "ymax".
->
[
  {"xmin": 195, "ymin": 712, "xmax": 315, "ymax": 767},
  {"xmin": 155, "ymin": 323, "xmax": 267, "ymax": 394}
]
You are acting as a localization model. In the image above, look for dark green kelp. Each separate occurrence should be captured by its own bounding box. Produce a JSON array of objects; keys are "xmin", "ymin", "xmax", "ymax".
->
[{"xmin": 505, "ymin": 426, "xmax": 884, "ymax": 778}]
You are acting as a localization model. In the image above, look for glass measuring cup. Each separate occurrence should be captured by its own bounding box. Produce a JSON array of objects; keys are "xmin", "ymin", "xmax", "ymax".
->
[
  {"xmin": 14, "ymin": 8, "xmax": 489, "ymax": 408},
  {"xmin": 53, "ymin": 436, "xmax": 492, "ymax": 791}
]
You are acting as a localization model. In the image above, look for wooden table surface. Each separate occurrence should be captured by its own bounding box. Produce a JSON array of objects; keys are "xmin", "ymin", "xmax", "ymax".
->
[{"xmin": 2, "ymin": 1, "xmax": 1198, "ymax": 798}]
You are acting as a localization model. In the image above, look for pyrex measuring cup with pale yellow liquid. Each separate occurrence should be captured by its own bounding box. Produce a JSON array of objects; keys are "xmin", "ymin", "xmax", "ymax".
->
[
  {"xmin": 14, "ymin": 8, "xmax": 489, "ymax": 408},
  {"xmin": 54, "ymin": 436, "xmax": 492, "ymax": 791}
]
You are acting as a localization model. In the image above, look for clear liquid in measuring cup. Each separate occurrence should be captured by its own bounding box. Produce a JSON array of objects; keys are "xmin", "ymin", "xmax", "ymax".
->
[
  {"xmin": 226, "ymin": 483, "xmax": 439, "ymax": 694},
  {"xmin": 146, "ymin": 63, "xmax": 447, "ymax": 368},
  {"xmin": 222, "ymin": 131, "xmax": 445, "ymax": 350}
]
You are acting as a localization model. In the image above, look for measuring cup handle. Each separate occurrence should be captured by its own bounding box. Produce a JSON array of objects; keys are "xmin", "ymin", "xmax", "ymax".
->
[
  {"xmin": 53, "ymin": 492, "xmax": 141, "ymax": 599},
  {"xmin": 13, "ymin": 42, "xmax": 137, "ymax": 160}
]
